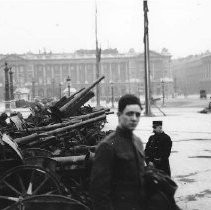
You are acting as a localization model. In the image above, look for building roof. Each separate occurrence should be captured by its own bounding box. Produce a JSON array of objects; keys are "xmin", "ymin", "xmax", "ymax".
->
[
  {"xmin": 14, "ymin": 87, "xmax": 30, "ymax": 94},
  {"xmin": 0, "ymin": 50, "xmax": 169, "ymax": 62}
]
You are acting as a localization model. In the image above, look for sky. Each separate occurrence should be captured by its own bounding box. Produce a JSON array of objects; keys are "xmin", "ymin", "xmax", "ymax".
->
[{"xmin": 0, "ymin": 0, "xmax": 210, "ymax": 58}]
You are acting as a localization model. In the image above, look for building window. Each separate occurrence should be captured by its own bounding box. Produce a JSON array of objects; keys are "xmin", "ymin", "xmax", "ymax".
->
[
  {"xmin": 111, "ymin": 63, "xmax": 118, "ymax": 82},
  {"xmin": 103, "ymin": 64, "xmax": 110, "ymax": 83},
  {"xmin": 120, "ymin": 63, "xmax": 126, "ymax": 82},
  {"xmin": 70, "ymin": 64, "xmax": 77, "ymax": 83},
  {"xmin": 79, "ymin": 64, "xmax": 85, "ymax": 84},
  {"xmin": 62, "ymin": 64, "xmax": 69, "ymax": 81},
  {"xmin": 87, "ymin": 64, "xmax": 94, "ymax": 83}
]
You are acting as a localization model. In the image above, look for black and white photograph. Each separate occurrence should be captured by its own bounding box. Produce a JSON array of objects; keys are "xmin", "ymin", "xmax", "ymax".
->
[{"xmin": 0, "ymin": 0, "xmax": 211, "ymax": 209}]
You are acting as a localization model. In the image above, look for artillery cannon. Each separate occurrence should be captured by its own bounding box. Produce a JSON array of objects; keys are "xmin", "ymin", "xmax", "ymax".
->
[
  {"xmin": 0, "ymin": 75, "xmax": 115, "ymax": 209},
  {"xmin": 0, "ymin": 133, "xmax": 98, "ymax": 210}
]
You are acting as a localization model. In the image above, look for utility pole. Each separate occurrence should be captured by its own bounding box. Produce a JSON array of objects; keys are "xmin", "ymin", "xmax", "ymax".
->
[
  {"xmin": 143, "ymin": 0, "xmax": 152, "ymax": 116},
  {"xmin": 95, "ymin": 0, "xmax": 101, "ymax": 107}
]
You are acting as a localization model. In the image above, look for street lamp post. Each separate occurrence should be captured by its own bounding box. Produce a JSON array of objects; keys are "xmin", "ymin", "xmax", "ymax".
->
[
  {"xmin": 4, "ymin": 62, "xmax": 10, "ymax": 110},
  {"xmin": 9, "ymin": 67, "xmax": 14, "ymax": 100},
  {"xmin": 59, "ymin": 83, "xmax": 62, "ymax": 99},
  {"xmin": 110, "ymin": 81, "xmax": 114, "ymax": 108},
  {"xmin": 52, "ymin": 79, "xmax": 55, "ymax": 97},
  {"xmin": 32, "ymin": 80, "xmax": 35, "ymax": 101},
  {"xmin": 66, "ymin": 76, "xmax": 71, "ymax": 97},
  {"xmin": 161, "ymin": 80, "xmax": 165, "ymax": 106}
]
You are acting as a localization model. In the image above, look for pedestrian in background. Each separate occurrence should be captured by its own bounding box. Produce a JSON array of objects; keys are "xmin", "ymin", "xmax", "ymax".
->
[{"xmin": 145, "ymin": 121, "xmax": 172, "ymax": 176}]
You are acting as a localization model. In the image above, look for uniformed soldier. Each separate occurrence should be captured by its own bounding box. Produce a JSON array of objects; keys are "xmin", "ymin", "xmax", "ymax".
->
[
  {"xmin": 90, "ymin": 94, "xmax": 145, "ymax": 210},
  {"xmin": 145, "ymin": 121, "xmax": 172, "ymax": 176}
]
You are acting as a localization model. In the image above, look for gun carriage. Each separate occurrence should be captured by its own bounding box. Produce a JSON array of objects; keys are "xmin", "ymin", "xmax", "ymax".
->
[{"xmin": 0, "ymin": 76, "xmax": 114, "ymax": 210}]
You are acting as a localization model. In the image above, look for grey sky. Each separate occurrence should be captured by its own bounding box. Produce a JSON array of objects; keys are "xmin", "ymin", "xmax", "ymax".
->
[{"xmin": 0, "ymin": 0, "xmax": 210, "ymax": 58}]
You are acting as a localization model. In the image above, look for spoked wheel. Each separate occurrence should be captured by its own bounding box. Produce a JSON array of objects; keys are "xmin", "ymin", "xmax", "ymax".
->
[
  {"xmin": 5, "ymin": 194, "xmax": 90, "ymax": 210},
  {"xmin": 0, "ymin": 165, "xmax": 63, "ymax": 209},
  {"xmin": 0, "ymin": 134, "xmax": 23, "ymax": 174}
]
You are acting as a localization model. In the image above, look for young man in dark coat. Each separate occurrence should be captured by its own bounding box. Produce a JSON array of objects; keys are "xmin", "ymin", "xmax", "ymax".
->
[
  {"xmin": 145, "ymin": 121, "xmax": 172, "ymax": 176},
  {"xmin": 90, "ymin": 94, "xmax": 145, "ymax": 210}
]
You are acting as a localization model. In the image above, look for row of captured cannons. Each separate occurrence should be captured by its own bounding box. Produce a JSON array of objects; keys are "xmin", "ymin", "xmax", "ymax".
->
[{"xmin": 0, "ymin": 76, "xmax": 114, "ymax": 210}]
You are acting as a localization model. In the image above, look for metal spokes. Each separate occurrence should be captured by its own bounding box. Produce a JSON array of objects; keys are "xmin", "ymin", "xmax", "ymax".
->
[{"xmin": 0, "ymin": 165, "xmax": 63, "ymax": 209}]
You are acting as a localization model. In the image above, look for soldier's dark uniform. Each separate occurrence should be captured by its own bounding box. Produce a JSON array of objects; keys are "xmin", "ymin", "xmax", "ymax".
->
[
  {"xmin": 90, "ymin": 126, "xmax": 145, "ymax": 210},
  {"xmin": 145, "ymin": 131, "xmax": 172, "ymax": 176}
]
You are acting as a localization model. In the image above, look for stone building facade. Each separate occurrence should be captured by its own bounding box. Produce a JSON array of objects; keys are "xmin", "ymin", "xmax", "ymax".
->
[
  {"xmin": 0, "ymin": 49, "xmax": 173, "ymax": 102},
  {"xmin": 172, "ymin": 52, "xmax": 211, "ymax": 96}
]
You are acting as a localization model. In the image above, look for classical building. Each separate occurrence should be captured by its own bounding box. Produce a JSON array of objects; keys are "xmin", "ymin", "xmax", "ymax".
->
[
  {"xmin": 172, "ymin": 52, "xmax": 211, "ymax": 96},
  {"xmin": 0, "ymin": 49, "xmax": 173, "ymax": 102}
]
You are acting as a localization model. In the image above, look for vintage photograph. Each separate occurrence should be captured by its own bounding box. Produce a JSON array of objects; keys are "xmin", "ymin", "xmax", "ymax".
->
[{"xmin": 0, "ymin": 0, "xmax": 210, "ymax": 209}]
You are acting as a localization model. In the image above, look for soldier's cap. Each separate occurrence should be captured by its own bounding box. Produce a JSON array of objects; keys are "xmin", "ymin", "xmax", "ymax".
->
[{"xmin": 153, "ymin": 121, "xmax": 162, "ymax": 127}]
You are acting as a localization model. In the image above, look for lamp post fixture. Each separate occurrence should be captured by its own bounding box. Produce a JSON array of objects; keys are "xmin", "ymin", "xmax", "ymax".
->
[
  {"xmin": 161, "ymin": 80, "xmax": 165, "ymax": 106},
  {"xmin": 52, "ymin": 79, "xmax": 55, "ymax": 97},
  {"xmin": 59, "ymin": 83, "xmax": 62, "ymax": 99},
  {"xmin": 9, "ymin": 67, "xmax": 14, "ymax": 100},
  {"xmin": 110, "ymin": 81, "xmax": 114, "ymax": 109},
  {"xmin": 66, "ymin": 76, "xmax": 71, "ymax": 97},
  {"xmin": 32, "ymin": 80, "xmax": 35, "ymax": 101},
  {"xmin": 4, "ymin": 62, "xmax": 10, "ymax": 110}
]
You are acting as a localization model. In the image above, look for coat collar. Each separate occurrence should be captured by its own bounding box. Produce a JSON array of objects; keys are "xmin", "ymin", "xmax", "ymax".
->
[{"xmin": 116, "ymin": 126, "xmax": 133, "ymax": 139}]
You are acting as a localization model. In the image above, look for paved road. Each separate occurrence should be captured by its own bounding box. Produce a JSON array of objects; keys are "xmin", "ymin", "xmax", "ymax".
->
[{"xmin": 105, "ymin": 106, "xmax": 211, "ymax": 210}]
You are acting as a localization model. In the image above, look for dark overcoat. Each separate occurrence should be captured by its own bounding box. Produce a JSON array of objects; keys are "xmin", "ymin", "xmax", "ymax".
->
[
  {"xmin": 145, "ymin": 132, "xmax": 172, "ymax": 176},
  {"xmin": 90, "ymin": 126, "xmax": 145, "ymax": 210}
]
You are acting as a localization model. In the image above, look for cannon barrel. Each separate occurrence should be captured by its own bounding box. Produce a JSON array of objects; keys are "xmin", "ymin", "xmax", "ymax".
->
[
  {"xmin": 27, "ymin": 118, "xmax": 82, "ymax": 132},
  {"xmin": 14, "ymin": 114, "xmax": 106, "ymax": 145},
  {"xmin": 53, "ymin": 155, "xmax": 86, "ymax": 164},
  {"xmin": 70, "ymin": 109, "xmax": 107, "ymax": 120},
  {"xmin": 30, "ymin": 109, "xmax": 112, "ymax": 133},
  {"xmin": 15, "ymin": 133, "xmax": 39, "ymax": 145},
  {"xmin": 63, "ymin": 91, "xmax": 95, "ymax": 116},
  {"xmin": 42, "ymin": 114, "xmax": 106, "ymax": 136},
  {"xmin": 59, "ymin": 76, "xmax": 105, "ymax": 113},
  {"xmin": 54, "ymin": 87, "xmax": 85, "ymax": 109},
  {"xmin": 53, "ymin": 151, "xmax": 95, "ymax": 165}
]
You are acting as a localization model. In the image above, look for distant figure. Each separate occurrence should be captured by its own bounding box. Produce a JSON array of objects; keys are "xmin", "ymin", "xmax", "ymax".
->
[
  {"xmin": 145, "ymin": 121, "xmax": 172, "ymax": 176},
  {"xmin": 208, "ymin": 97, "xmax": 211, "ymax": 109}
]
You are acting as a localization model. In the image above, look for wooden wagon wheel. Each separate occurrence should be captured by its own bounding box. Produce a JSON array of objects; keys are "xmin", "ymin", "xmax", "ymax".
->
[
  {"xmin": 4, "ymin": 194, "xmax": 90, "ymax": 210},
  {"xmin": 0, "ymin": 165, "xmax": 63, "ymax": 209},
  {"xmin": 0, "ymin": 134, "xmax": 23, "ymax": 173}
]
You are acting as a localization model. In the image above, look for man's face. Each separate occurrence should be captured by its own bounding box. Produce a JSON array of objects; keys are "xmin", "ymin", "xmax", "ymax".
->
[
  {"xmin": 153, "ymin": 125, "xmax": 163, "ymax": 133},
  {"xmin": 118, "ymin": 104, "xmax": 142, "ymax": 131}
]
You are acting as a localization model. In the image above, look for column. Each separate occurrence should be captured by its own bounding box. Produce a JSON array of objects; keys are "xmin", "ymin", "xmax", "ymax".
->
[
  {"xmin": 85, "ymin": 64, "xmax": 88, "ymax": 84},
  {"xmin": 4, "ymin": 62, "xmax": 10, "ymax": 110},
  {"xmin": 109, "ymin": 63, "xmax": 112, "ymax": 82},
  {"xmin": 117, "ymin": 63, "xmax": 121, "ymax": 83},
  {"xmin": 43, "ymin": 65, "xmax": 47, "ymax": 97},
  {"xmin": 51, "ymin": 65, "xmax": 54, "ymax": 81},
  {"xmin": 76, "ymin": 64, "xmax": 79, "ymax": 84},
  {"xmin": 9, "ymin": 68, "xmax": 14, "ymax": 100}
]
